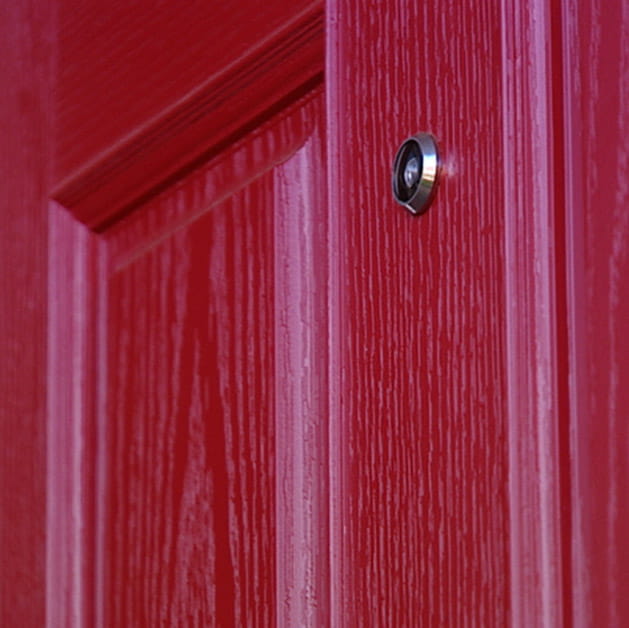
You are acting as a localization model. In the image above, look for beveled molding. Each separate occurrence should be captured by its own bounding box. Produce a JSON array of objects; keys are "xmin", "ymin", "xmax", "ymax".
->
[
  {"xmin": 52, "ymin": 9, "xmax": 324, "ymax": 232},
  {"xmin": 501, "ymin": 0, "xmax": 570, "ymax": 626}
]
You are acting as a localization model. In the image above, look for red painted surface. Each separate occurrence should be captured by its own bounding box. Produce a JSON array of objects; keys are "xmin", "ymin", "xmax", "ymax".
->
[
  {"xmin": 54, "ymin": 3, "xmax": 323, "ymax": 230},
  {"xmin": 98, "ymin": 93, "xmax": 326, "ymax": 626},
  {"xmin": 55, "ymin": 0, "xmax": 320, "ymax": 184},
  {"xmin": 107, "ymin": 176, "xmax": 277, "ymax": 626},
  {"xmin": 563, "ymin": 1, "xmax": 629, "ymax": 625},
  {"xmin": 326, "ymin": 1, "xmax": 510, "ymax": 624},
  {"xmin": 0, "ymin": 2, "xmax": 51, "ymax": 626},
  {"xmin": 502, "ymin": 2, "xmax": 571, "ymax": 624},
  {"xmin": 1, "ymin": 1, "xmax": 627, "ymax": 626},
  {"xmin": 48, "ymin": 206, "xmax": 103, "ymax": 627}
]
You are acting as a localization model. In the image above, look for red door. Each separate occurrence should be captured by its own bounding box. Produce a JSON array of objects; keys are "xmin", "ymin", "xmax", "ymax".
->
[{"xmin": 1, "ymin": 1, "xmax": 627, "ymax": 626}]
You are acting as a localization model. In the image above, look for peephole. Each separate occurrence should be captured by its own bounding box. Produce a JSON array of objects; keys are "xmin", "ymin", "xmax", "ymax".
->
[{"xmin": 392, "ymin": 133, "xmax": 440, "ymax": 215}]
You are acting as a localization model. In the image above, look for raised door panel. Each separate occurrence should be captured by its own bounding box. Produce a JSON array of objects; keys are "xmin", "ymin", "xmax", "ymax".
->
[
  {"xmin": 101, "ymin": 92, "xmax": 327, "ymax": 626},
  {"xmin": 49, "ymin": 91, "xmax": 328, "ymax": 626},
  {"xmin": 106, "ymin": 174, "xmax": 278, "ymax": 626}
]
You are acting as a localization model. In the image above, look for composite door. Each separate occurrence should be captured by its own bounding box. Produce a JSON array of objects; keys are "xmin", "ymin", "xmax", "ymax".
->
[
  {"xmin": 35, "ymin": 0, "xmax": 628, "ymax": 626},
  {"xmin": 49, "ymin": 1, "xmax": 533, "ymax": 626}
]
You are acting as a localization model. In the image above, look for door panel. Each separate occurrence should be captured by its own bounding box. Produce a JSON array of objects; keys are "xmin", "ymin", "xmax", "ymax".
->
[
  {"xmin": 99, "ymin": 92, "xmax": 326, "ymax": 626},
  {"xmin": 107, "ymin": 176, "xmax": 277, "ymax": 626},
  {"xmin": 55, "ymin": 0, "xmax": 320, "ymax": 186}
]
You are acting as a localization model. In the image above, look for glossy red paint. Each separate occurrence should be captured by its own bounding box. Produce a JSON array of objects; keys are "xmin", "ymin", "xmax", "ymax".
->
[
  {"xmin": 0, "ymin": 2, "xmax": 51, "ymax": 626},
  {"xmin": 54, "ymin": 0, "xmax": 320, "ymax": 183},
  {"xmin": 49, "ymin": 91, "xmax": 329, "ymax": 625},
  {"xmin": 502, "ymin": 2, "xmax": 571, "ymax": 624},
  {"xmin": 562, "ymin": 1, "xmax": 629, "ymax": 625},
  {"xmin": 53, "ymin": 2, "xmax": 323, "ymax": 229},
  {"xmin": 98, "ymin": 93, "xmax": 327, "ymax": 626},
  {"xmin": 1, "ymin": 1, "xmax": 628, "ymax": 626},
  {"xmin": 327, "ymin": 1, "xmax": 511, "ymax": 624},
  {"xmin": 47, "ymin": 206, "xmax": 102, "ymax": 627}
]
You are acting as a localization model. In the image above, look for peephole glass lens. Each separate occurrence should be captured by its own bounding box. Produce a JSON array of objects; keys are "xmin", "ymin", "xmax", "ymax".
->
[{"xmin": 396, "ymin": 141, "xmax": 422, "ymax": 202}]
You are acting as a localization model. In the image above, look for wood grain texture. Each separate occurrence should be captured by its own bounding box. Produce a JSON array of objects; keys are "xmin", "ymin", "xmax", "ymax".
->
[
  {"xmin": 0, "ymin": 1, "xmax": 51, "ymax": 626},
  {"xmin": 273, "ymin": 132, "xmax": 329, "ymax": 625},
  {"xmin": 502, "ymin": 1, "xmax": 570, "ymax": 625},
  {"xmin": 105, "ymin": 99, "xmax": 320, "ymax": 272},
  {"xmin": 327, "ymin": 0, "xmax": 510, "ymax": 624},
  {"xmin": 53, "ymin": 1, "xmax": 323, "ymax": 230},
  {"xmin": 47, "ymin": 205, "xmax": 105, "ymax": 627},
  {"xmin": 99, "ymin": 92, "xmax": 326, "ymax": 626},
  {"xmin": 562, "ymin": 0, "xmax": 629, "ymax": 625}
]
